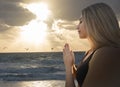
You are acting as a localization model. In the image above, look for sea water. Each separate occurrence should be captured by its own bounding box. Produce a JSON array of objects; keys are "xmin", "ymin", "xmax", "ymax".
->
[{"xmin": 0, "ymin": 52, "xmax": 84, "ymax": 87}]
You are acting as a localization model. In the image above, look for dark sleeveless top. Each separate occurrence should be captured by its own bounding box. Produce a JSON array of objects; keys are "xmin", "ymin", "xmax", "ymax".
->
[{"xmin": 76, "ymin": 50, "xmax": 95, "ymax": 87}]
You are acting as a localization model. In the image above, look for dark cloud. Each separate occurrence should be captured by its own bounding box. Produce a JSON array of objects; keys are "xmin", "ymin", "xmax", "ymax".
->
[
  {"xmin": 0, "ymin": 1, "xmax": 36, "ymax": 26},
  {"xmin": 0, "ymin": 0, "xmax": 119, "ymax": 27},
  {"xmin": 44, "ymin": 0, "xmax": 120, "ymax": 21}
]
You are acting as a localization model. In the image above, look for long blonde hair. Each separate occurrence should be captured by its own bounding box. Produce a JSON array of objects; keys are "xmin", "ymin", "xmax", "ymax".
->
[{"xmin": 82, "ymin": 3, "xmax": 120, "ymax": 49}]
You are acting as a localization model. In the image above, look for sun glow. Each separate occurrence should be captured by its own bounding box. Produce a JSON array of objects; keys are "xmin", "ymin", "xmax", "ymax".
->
[
  {"xmin": 26, "ymin": 2, "xmax": 50, "ymax": 21},
  {"xmin": 20, "ymin": 20, "xmax": 47, "ymax": 45},
  {"xmin": 20, "ymin": 2, "xmax": 50, "ymax": 46}
]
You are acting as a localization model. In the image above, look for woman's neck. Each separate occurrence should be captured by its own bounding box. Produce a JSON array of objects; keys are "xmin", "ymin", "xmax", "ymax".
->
[{"xmin": 87, "ymin": 38, "xmax": 96, "ymax": 50}]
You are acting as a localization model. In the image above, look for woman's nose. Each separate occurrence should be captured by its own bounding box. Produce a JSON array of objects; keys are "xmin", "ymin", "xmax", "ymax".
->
[{"xmin": 76, "ymin": 24, "xmax": 79, "ymax": 30}]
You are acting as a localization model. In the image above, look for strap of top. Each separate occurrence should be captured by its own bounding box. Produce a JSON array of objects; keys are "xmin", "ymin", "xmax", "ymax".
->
[{"xmin": 81, "ymin": 49, "xmax": 96, "ymax": 63}]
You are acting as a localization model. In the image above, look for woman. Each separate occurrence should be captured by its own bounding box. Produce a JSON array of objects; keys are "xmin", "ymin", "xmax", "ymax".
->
[{"xmin": 63, "ymin": 3, "xmax": 120, "ymax": 87}]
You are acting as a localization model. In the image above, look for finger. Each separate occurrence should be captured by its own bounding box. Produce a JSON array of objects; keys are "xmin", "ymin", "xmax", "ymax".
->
[
  {"xmin": 64, "ymin": 43, "xmax": 68, "ymax": 51},
  {"xmin": 65, "ymin": 43, "xmax": 70, "ymax": 51},
  {"xmin": 64, "ymin": 43, "xmax": 68, "ymax": 47},
  {"xmin": 63, "ymin": 48, "xmax": 68, "ymax": 56}
]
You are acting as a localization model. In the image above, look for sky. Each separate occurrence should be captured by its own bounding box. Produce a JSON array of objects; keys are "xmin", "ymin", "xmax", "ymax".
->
[{"xmin": 0, "ymin": 0, "xmax": 120, "ymax": 52}]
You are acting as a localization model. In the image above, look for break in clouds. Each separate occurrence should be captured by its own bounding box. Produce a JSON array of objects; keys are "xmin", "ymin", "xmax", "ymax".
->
[
  {"xmin": 0, "ymin": 0, "xmax": 119, "ymax": 27},
  {"xmin": 0, "ymin": 0, "xmax": 120, "ymax": 52},
  {"xmin": 0, "ymin": 0, "xmax": 35, "ymax": 39},
  {"xmin": 19, "ymin": 0, "xmax": 119, "ymax": 21}
]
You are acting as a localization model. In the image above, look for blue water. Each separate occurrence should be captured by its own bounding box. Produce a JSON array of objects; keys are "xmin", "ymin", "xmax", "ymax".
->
[{"xmin": 0, "ymin": 52, "xmax": 84, "ymax": 81}]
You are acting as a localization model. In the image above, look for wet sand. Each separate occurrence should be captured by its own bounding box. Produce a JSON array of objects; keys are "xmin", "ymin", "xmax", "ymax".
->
[{"xmin": 0, "ymin": 80, "xmax": 65, "ymax": 87}]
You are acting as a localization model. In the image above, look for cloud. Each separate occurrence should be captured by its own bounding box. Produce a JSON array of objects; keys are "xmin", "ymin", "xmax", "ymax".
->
[
  {"xmin": 0, "ymin": 1, "xmax": 36, "ymax": 26},
  {"xmin": 38, "ymin": 0, "xmax": 120, "ymax": 31},
  {"xmin": 2, "ymin": 0, "xmax": 117, "ymax": 29},
  {"xmin": 0, "ymin": 0, "xmax": 36, "ymax": 49},
  {"xmin": 52, "ymin": 20, "xmax": 77, "ymax": 30},
  {"xmin": 0, "ymin": 24, "xmax": 21, "ymax": 52},
  {"xmin": 0, "ymin": 24, "xmax": 20, "ymax": 40},
  {"xmin": 0, "ymin": 0, "xmax": 119, "ymax": 52},
  {"xmin": 44, "ymin": 0, "xmax": 120, "ymax": 21},
  {"xmin": 46, "ymin": 20, "xmax": 90, "ymax": 51}
]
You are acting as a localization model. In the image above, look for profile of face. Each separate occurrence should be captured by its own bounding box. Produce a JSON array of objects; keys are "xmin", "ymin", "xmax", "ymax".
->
[{"xmin": 76, "ymin": 17, "xmax": 88, "ymax": 39}]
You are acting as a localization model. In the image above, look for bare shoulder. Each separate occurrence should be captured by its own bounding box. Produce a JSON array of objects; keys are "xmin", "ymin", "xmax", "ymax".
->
[
  {"xmin": 91, "ymin": 46, "xmax": 120, "ymax": 63},
  {"xmin": 90, "ymin": 46, "xmax": 120, "ymax": 69},
  {"xmin": 82, "ymin": 47, "xmax": 120, "ymax": 87},
  {"xmin": 93, "ymin": 46, "xmax": 120, "ymax": 57}
]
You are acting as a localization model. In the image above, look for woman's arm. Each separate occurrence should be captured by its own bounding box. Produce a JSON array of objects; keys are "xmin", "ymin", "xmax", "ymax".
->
[
  {"xmin": 63, "ymin": 43, "xmax": 76, "ymax": 87},
  {"xmin": 82, "ymin": 47, "xmax": 120, "ymax": 87},
  {"xmin": 65, "ymin": 66, "xmax": 76, "ymax": 87}
]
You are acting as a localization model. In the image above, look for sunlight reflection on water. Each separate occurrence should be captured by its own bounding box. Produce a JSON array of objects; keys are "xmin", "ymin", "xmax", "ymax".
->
[{"xmin": 0, "ymin": 80, "xmax": 65, "ymax": 87}]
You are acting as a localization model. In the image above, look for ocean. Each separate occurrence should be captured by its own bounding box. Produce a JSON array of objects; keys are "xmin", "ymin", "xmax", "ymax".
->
[{"xmin": 0, "ymin": 52, "xmax": 84, "ymax": 87}]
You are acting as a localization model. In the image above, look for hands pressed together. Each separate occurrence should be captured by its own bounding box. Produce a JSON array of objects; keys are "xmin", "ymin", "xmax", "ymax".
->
[
  {"xmin": 63, "ymin": 43, "xmax": 76, "ymax": 72},
  {"xmin": 63, "ymin": 43, "xmax": 77, "ymax": 87}
]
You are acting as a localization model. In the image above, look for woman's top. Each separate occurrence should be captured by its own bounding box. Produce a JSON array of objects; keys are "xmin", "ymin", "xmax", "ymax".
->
[{"xmin": 76, "ymin": 50, "xmax": 96, "ymax": 87}]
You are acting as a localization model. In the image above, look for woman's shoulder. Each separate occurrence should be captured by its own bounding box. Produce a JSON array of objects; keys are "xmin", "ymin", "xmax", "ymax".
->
[
  {"xmin": 90, "ymin": 46, "xmax": 120, "ymax": 69},
  {"xmin": 93, "ymin": 46, "xmax": 120, "ymax": 57},
  {"xmin": 82, "ymin": 46, "xmax": 120, "ymax": 87}
]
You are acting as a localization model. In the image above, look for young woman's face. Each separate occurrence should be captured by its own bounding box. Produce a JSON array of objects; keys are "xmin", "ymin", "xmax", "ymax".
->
[{"xmin": 77, "ymin": 17, "xmax": 88, "ymax": 39}]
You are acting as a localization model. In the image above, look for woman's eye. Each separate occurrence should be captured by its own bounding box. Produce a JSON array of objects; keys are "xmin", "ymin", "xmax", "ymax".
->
[
  {"xmin": 79, "ymin": 17, "xmax": 83, "ymax": 24},
  {"xmin": 79, "ymin": 20, "xmax": 82, "ymax": 24}
]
